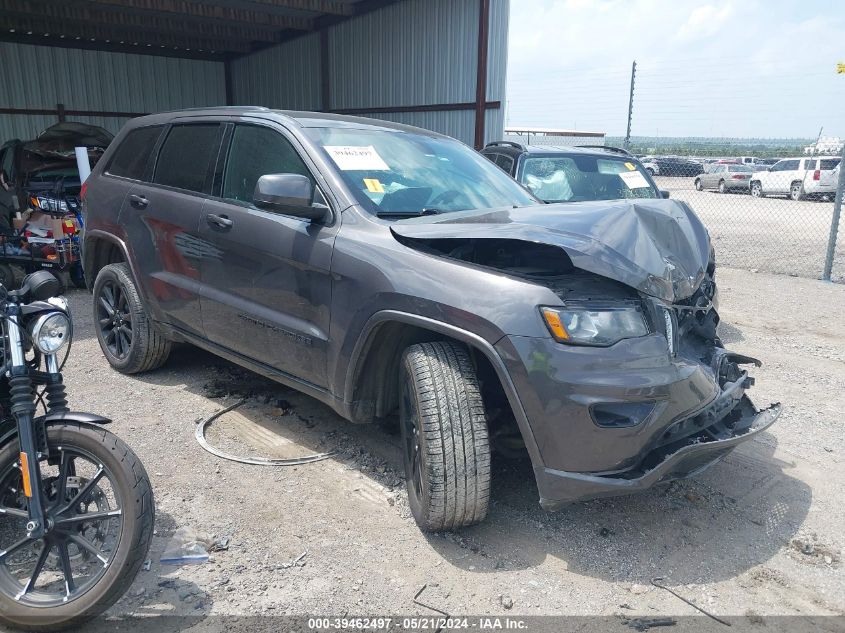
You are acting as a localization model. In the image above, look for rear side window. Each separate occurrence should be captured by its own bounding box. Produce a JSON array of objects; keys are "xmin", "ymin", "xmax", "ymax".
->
[
  {"xmin": 804, "ymin": 159, "xmax": 817, "ymax": 170},
  {"xmin": 494, "ymin": 154, "xmax": 515, "ymax": 173},
  {"xmin": 107, "ymin": 126, "xmax": 163, "ymax": 180},
  {"xmin": 153, "ymin": 124, "xmax": 221, "ymax": 193},
  {"xmin": 820, "ymin": 159, "xmax": 840, "ymax": 170}
]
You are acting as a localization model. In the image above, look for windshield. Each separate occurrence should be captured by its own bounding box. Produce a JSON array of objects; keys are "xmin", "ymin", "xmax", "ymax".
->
[
  {"xmin": 305, "ymin": 127, "xmax": 537, "ymax": 216},
  {"xmin": 518, "ymin": 155, "xmax": 659, "ymax": 203}
]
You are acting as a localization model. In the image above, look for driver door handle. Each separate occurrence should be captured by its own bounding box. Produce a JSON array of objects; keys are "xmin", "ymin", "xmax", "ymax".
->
[
  {"xmin": 206, "ymin": 213, "xmax": 233, "ymax": 229},
  {"xmin": 129, "ymin": 194, "xmax": 148, "ymax": 209}
]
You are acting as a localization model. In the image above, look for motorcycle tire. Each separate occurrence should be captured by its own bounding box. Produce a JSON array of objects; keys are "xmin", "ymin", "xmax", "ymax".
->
[{"xmin": 0, "ymin": 422, "xmax": 154, "ymax": 631}]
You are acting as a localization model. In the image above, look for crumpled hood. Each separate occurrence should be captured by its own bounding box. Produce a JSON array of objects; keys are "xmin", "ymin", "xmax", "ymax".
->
[{"xmin": 390, "ymin": 199, "xmax": 712, "ymax": 303}]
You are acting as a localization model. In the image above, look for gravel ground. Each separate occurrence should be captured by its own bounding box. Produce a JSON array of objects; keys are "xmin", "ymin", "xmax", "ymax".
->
[
  {"xmin": 49, "ymin": 267, "xmax": 844, "ymax": 630},
  {"xmin": 654, "ymin": 176, "xmax": 845, "ymax": 283}
]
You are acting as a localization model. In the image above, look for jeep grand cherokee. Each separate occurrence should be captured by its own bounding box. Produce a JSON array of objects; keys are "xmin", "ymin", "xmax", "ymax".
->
[{"xmin": 81, "ymin": 107, "xmax": 781, "ymax": 531}]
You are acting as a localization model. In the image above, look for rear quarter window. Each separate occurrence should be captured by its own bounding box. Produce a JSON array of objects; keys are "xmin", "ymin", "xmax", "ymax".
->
[
  {"xmin": 106, "ymin": 126, "xmax": 163, "ymax": 180},
  {"xmin": 820, "ymin": 159, "xmax": 841, "ymax": 171}
]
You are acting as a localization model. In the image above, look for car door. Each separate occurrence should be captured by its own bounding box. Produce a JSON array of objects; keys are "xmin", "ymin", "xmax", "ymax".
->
[
  {"xmin": 772, "ymin": 159, "xmax": 799, "ymax": 194},
  {"xmin": 118, "ymin": 122, "xmax": 223, "ymax": 335},
  {"xmin": 198, "ymin": 121, "xmax": 337, "ymax": 389},
  {"xmin": 702, "ymin": 165, "xmax": 717, "ymax": 188}
]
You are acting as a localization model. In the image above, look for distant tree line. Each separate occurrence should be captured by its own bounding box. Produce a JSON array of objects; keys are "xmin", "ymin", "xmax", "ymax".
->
[{"xmin": 605, "ymin": 137, "xmax": 812, "ymax": 158}]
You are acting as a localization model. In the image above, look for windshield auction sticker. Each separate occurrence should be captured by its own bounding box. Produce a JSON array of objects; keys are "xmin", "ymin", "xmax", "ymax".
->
[
  {"xmin": 325, "ymin": 146, "xmax": 389, "ymax": 171},
  {"xmin": 618, "ymin": 170, "xmax": 651, "ymax": 189}
]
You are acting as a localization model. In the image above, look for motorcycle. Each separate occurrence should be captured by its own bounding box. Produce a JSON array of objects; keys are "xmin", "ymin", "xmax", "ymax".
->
[{"xmin": 0, "ymin": 271, "xmax": 153, "ymax": 630}]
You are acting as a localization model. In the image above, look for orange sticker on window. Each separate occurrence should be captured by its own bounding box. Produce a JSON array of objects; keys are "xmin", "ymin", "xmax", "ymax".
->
[{"xmin": 363, "ymin": 178, "xmax": 384, "ymax": 193}]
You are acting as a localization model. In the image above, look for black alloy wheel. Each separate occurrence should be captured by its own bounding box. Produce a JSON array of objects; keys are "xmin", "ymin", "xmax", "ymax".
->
[
  {"xmin": 96, "ymin": 280, "xmax": 132, "ymax": 360},
  {"xmin": 0, "ymin": 445, "xmax": 123, "ymax": 608}
]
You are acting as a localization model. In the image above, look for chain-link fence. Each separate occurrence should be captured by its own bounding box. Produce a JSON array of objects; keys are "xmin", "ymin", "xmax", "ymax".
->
[{"xmin": 611, "ymin": 143, "xmax": 845, "ymax": 283}]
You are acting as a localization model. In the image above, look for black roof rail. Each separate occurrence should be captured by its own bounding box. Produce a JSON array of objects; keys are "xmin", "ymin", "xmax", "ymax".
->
[
  {"xmin": 577, "ymin": 144, "xmax": 632, "ymax": 157},
  {"xmin": 485, "ymin": 140, "xmax": 525, "ymax": 151}
]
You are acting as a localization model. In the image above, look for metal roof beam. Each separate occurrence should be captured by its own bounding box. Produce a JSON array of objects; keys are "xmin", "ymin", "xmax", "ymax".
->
[
  {"xmin": 224, "ymin": 0, "xmax": 355, "ymax": 16},
  {"xmin": 0, "ymin": 13, "xmax": 252, "ymax": 53},
  {"xmin": 29, "ymin": 0, "xmax": 314, "ymax": 31},
  {"xmin": 0, "ymin": 0, "xmax": 298, "ymax": 43}
]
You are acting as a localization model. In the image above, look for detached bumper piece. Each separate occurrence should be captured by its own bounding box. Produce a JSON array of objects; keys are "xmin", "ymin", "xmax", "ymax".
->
[{"xmin": 537, "ymin": 395, "xmax": 782, "ymax": 510}]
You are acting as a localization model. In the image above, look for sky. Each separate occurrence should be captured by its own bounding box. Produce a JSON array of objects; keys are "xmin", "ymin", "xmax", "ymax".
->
[{"xmin": 505, "ymin": 0, "xmax": 845, "ymax": 139}]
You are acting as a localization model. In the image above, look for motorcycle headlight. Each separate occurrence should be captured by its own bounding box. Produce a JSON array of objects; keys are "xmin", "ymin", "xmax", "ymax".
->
[
  {"xmin": 30, "ymin": 312, "xmax": 72, "ymax": 354},
  {"xmin": 540, "ymin": 304, "xmax": 649, "ymax": 346}
]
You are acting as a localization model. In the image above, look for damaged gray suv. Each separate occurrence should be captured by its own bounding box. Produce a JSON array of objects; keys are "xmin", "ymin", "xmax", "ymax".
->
[{"xmin": 82, "ymin": 107, "xmax": 781, "ymax": 531}]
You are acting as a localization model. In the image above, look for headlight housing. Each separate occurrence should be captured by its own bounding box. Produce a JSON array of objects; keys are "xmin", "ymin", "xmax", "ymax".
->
[
  {"xmin": 540, "ymin": 303, "xmax": 649, "ymax": 346},
  {"xmin": 30, "ymin": 312, "xmax": 72, "ymax": 354},
  {"xmin": 30, "ymin": 195, "xmax": 69, "ymax": 213}
]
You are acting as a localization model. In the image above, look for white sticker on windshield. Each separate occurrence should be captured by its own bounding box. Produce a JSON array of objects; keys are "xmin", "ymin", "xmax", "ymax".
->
[
  {"xmin": 324, "ymin": 146, "xmax": 389, "ymax": 171},
  {"xmin": 618, "ymin": 170, "xmax": 650, "ymax": 189}
]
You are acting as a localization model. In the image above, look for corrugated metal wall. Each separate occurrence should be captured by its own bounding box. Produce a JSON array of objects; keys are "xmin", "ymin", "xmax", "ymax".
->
[
  {"xmin": 229, "ymin": 34, "xmax": 322, "ymax": 112},
  {"xmin": 231, "ymin": 0, "xmax": 509, "ymax": 146},
  {"xmin": 0, "ymin": 42, "xmax": 225, "ymax": 139}
]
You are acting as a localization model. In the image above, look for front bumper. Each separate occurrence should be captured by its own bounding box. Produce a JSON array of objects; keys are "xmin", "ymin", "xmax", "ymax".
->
[
  {"xmin": 495, "ymin": 331, "xmax": 780, "ymax": 509},
  {"xmin": 536, "ymin": 398, "xmax": 781, "ymax": 509}
]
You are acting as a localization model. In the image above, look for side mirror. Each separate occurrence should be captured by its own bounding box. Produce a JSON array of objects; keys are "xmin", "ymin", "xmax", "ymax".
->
[
  {"xmin": 660, "ymin": 190, "xmax": 670, "ymax": 199},
  {"xmin": 254, "ymin": 174, "xmax": 327, "ymax": 222}
]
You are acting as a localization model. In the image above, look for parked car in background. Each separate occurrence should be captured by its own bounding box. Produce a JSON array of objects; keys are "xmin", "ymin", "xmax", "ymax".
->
[
  {"xmin": 695, "ymin": 164, "xmax": 754, "ymax": 193},
  {"xmin": 641, "ymin": 157, "xmax": 659, "ymax": 176},
  {"xmin": 750, "ymin": 156, "xmax": 841, "ymax": 200},
  {"xmin": 82, "ymin": 107, "xmax": 778, "ymax": 531},
  {"xmin": 0, "ymin": 123, "xmax": 113, "ymax": 221},
  {"xmin": 481, "ymin": 142, "xmax": 663, "ymax": 203},
  {"xmin": 651, "ymin": 156, "xmax": 704, "ymax": 177}
]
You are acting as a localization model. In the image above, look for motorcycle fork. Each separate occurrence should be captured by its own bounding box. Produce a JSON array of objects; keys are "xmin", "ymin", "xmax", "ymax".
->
[{"xmin": 6, "ymin": 311, "xmax": 48, "ymax": 539}]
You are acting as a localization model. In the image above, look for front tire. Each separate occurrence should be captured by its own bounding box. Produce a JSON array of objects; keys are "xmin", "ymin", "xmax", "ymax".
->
[
  {"xmin": 399, "ymin": 341, "xmax": 490, "ymax": 531},
  {"xmin": 694, "ymin": 178, "xmax": 703, "ymax": 191},
  {"xmin": 0, "ymin": 423, "xmax": 154, "ymax": 631},
  {"xmin": 790, "ymin": 181, "xmax": 804, "ymax": 201},
  {"xmin": 750, "ymin": 181, "xmax": 763, "ymax": 197},
  {"xmin": 93, "ymin": 263, "xmax": 171, "ymax": 374},
  {"xmin": 718, "ymin": 180, "xmax": 726, "ymax": 194}
]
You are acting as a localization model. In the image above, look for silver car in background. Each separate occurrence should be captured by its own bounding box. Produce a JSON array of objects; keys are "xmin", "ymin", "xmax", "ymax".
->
[{"xmin": 695, "ymin": 163, "xmax": 753, "ymax": 193}]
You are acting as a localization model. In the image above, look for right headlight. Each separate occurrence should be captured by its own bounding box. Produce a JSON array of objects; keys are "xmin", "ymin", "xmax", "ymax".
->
[
  {"xmin": 30, "ymin": 312, "xmax": 72, "ymax": 354},
  {"xmin": 540, "ymin": 304, "xmax": 649, "ymax": 346}
]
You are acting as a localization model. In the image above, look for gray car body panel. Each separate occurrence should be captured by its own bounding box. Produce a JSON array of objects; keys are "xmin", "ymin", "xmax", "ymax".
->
[{"xmin": 82, "ymin": 107, "xmax": 779, "ymax": 510}]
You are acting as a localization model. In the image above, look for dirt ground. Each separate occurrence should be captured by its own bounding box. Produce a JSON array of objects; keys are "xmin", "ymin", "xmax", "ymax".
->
[{"xmin": 54, "ymin": 267, "xmax": 844, "ymax": 629}]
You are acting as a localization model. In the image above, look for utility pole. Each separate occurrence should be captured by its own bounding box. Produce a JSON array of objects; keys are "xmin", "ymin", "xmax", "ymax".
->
[{"xmin": 624, "ymin": 60, "xmax": 636, "ymax": 150}]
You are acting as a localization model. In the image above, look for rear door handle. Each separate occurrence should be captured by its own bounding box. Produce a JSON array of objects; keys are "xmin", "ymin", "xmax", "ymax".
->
[
  {"xmin": 206, "ymin": 213, "xmax": 233, "ymax": 229},
  {"xmin": 129, "ymin": 194, "xmax": 148, "ymax": 209}
]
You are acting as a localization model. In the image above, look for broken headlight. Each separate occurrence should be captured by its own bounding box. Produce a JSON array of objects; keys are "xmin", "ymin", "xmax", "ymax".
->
[{"xmin": 540, "ymin": 304, "xmax": 649, "ymax": 346}]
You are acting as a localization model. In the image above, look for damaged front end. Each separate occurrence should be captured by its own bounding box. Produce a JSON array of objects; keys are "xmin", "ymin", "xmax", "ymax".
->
[{"xmin": 390, "ymin": 199, "xmax": 781, "ymax": 507}]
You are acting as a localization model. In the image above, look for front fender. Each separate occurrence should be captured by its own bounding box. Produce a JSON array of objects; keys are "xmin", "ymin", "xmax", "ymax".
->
[{"xmin": 0, "ymin": 412, "xmax": 111, "ymax": 450}]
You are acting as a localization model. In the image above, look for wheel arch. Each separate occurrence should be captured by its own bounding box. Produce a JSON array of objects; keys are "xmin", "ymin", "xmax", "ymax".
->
[
  {"xmin": 83, "ymin": 231, "xmax": 132, "ymax": 292},
  {"xmin": 343, "ymin": 311, "xmax": 543, "ymax": 466}
]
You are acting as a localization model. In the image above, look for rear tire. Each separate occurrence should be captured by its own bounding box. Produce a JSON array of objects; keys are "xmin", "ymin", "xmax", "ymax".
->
[
  {"xmin": 93, "ymin": 263, "xmax": 171, "ymax": 374},
  {"xmin": 694, "ymin": 178, "xmax": 703, "ymax": 191},
  {"xmin": 790, "ymin": 181, "xmax": 804, "ymax": 201},
  {"xmin": 0, "ymin": 423, "xmax": 154, "ymax": 631},
  {"xmin": 718, "ymin": 180, "xmax": 726, "ymax": 194},
  {"xmin": 399, "ymin": 341, "xmax": 490, "ymax": 531}
]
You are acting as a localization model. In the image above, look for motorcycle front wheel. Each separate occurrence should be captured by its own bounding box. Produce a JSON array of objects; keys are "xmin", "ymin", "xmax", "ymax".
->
[{"xmin": 0, "ymin": 423, "xmax": 154, "ymax": 631}]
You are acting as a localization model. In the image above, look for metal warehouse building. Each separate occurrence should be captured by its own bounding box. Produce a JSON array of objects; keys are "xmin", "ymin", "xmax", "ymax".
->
[{"xmin": 0, "ymin": 0, "xmax": 509, "ymax": 149}]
